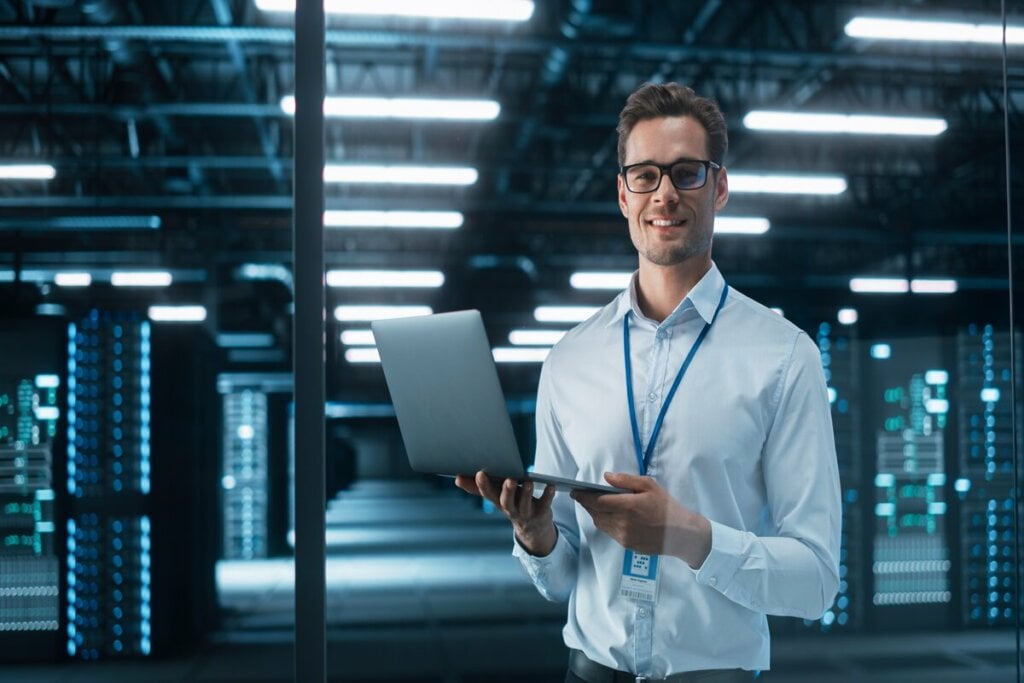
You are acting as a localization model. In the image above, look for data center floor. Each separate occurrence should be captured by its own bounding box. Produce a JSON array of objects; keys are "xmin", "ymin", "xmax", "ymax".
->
[{"xmin": 3, "ymin": 480, "xmax": 1019, "ymax": 682}]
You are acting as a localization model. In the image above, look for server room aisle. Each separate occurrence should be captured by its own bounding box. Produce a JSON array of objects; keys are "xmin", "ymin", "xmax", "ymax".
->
[{"xmin": 2, "ymin": 479, "xmax": 1019, "ymax": 682}]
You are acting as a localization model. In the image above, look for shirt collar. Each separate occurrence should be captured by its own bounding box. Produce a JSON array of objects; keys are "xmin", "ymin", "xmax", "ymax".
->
[{"xmin": 608, "ymin": 262, "xmax": 725, "ymax": 328}]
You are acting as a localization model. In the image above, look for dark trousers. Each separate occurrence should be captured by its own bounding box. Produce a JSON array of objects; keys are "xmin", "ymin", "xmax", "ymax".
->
[{"xmin": 564, "ymin": 652, "xmax": 760, "ymax": 683}]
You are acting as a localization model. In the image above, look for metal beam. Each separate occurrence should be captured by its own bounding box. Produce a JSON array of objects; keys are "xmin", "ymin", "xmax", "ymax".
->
[
  {"xmin": 0, "ymin": 25, "xmax": 1020, "ymax": 77},
  {"xmin": 292, "ymin": 0, "xmax": 326, "ymax": 681}
]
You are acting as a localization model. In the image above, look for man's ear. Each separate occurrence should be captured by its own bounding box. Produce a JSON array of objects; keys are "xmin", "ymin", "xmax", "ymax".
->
[
  {"xmin": 617, "ymin": 174, "xmax": 629, "ymax": 217},
  {"xmin": 714, "ymin": 167, "xmax": 729, "ymax": 212}
]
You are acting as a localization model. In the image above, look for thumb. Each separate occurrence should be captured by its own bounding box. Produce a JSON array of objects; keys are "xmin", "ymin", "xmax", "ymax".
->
[{"xmin": 603, "ymin": 471, "xmax": 651, "ymax": 491}]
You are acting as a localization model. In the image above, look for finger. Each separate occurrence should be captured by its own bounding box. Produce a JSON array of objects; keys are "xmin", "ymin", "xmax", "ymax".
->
[
  {"xmin": 519, "ymin": 480, "xmax": 535, "ymax": 517},
  {"xmin": 536, "ymin": 482, "xmax": 557, "ymax": 512},
  {"xmin": 603, "ymin": 471, "xmax": 650, "ymax": 491},
  {"xmin": 476, "ymin": 472, "xmax": 502, "ymax": 506},
  {"xmin": 499, "ymin": 478, "xmax": 520, "ymax": 516},
  {"xmin": 454, "ymin": 475, "xmax": 481, "ymax": 495}
]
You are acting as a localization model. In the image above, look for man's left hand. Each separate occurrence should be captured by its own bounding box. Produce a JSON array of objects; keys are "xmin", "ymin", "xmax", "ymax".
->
[{"xmin": 571, "ymin": 472, "xmax": 712, "ymax": 569}]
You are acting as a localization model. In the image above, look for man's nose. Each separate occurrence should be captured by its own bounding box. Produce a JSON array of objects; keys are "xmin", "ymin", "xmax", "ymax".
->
[{"xmin": 652, "ymin": 172, "xmax": 680, "ymax": 202}]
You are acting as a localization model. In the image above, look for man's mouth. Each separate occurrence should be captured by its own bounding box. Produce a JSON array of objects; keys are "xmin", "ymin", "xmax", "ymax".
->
[{"xmin": 647, "ymin": 218, "xmax": 686, "ymax": 227}]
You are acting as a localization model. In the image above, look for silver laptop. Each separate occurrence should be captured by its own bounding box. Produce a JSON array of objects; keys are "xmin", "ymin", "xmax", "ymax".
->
[{"xmin": 371, "ymin": 310, "xmax": 625, "ymax": 494}]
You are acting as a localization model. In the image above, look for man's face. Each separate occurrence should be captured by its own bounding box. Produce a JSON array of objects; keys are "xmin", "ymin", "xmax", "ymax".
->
[{"xmin": 617, "ymin": 116, "xmax": 729, "ymax": 269}]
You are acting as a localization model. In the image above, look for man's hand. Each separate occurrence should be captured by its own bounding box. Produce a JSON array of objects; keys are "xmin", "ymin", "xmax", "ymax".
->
[
  {"xmin": 571, "ymin": 472, "xmax": 712, "ymax": 569},
  {"xmin": 454, "ymin": 472, "xmax": 558, "ymax": 556}
]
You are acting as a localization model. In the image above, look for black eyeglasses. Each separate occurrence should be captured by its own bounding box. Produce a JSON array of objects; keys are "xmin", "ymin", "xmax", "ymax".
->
[{"xmin": 620, "ymin": 159, "xmax": 721, "ymax": 193}]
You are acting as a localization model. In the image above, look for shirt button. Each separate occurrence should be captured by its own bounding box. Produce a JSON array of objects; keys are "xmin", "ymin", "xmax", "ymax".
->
[
  {"xmin": 709, "ymin": 577, "xmax": 717, "ymax": 586},
  {"xmin": 638, "ymin": 608, "xmax": 647, "ymax": 617},
  {"xmin": 647, "ymin": 392, "xmax": 658, "ymax": 402}
]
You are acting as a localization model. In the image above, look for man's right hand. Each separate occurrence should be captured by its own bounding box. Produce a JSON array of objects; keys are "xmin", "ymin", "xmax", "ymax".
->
[{"xmin": 454, "ymin": 471, "xmax": 558, "ymax": 557}]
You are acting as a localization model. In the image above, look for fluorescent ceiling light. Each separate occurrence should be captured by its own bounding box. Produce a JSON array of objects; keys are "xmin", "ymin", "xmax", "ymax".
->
[
  {"xmin": 257, "ymin": 0, "xmax": 534, "ymax": 21},
  {"xmin": 148, "ymin": 305, "xmax": 207, "ymax": 322},
  {"xmin": 326, "ymin": 269, "xmax": 445, "ymax": 288},
  {"xmin": 849, "ymin": 277, "xmax": 909, "ymax": 293},
  {"xmin": 570, "ymin": 272, "xmax": 633, "ymax": 290},
  {"xmin": 910, "ymin": 278, "xmax": 958, "ymax": 294},
  {"xmin": 281, "ymin": 96, "xmax": 500, "ymax": 121},
  {"xmin": 340, "ymin": 330, "xmax": 376, "ymax": 346},
  {"xmin": 728, "ymin": 173, "xmax": 847, "ymax": 195},
  {"xmin": 35, "ymin": 374, "xmax": 60, "ymax": 389},
  {"xmin": 54, "ymin": 272, "xmax": 92, "ymax": 287},
  {"xmin": 837, "ymin": 308, "xmax": 859, "ymax": 325},
  {"xmin": 111, "ymin": 271, "xmax": 173, "ymax": 287},
  {"xmin": 845, "ymin": 17, "xmax": 1024, "ymax": 45},
  {"xmin": 493, "ymin": 347, "xmax": 550, "ymax": 363},
  {"xmin": 324, "ymin": 210, "xmax": 463, "ymax": 229},
  {"xmin": 743, "ymin": 111, "xmax": 947, "ymax": 136},
  {"xmin": 0, "ymin": 164, "xmax": 56, "ymax": 180},
  {"xmin": 925, "ymin": 370, "xmax": 949, "ymax": 385},
  {"xmin": 716, "ymin": 217, "xmax": 770, "ymax": 234},
  {"xmin": 333, "ymin": 305, "xmax": 432, "ymax": 321},
  {"xmin": 533, "ymin": 306, "xmax": 600, "ymax": 323},
  {"xmin": 870, "ymin": 343, "xmax": 892, "ymax": 359},
  {"xmin": 508, "ymin": 329, "xmax": 568, "ymax": 346},
  {"xmin": 324, "ymin": 164, "xmax": 478, "ymax": 186},
  {"xmin": 345, "ymin": 348, "xmax": 381, "ymax": 364}
]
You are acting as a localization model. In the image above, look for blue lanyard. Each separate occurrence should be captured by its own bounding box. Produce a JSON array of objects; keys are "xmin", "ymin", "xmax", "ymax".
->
[{"xmin": 624, "ymin": 283, "xmax": 729, "ymax": 475}]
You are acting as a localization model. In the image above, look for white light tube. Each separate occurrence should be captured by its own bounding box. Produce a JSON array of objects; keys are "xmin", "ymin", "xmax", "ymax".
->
[
  {"xmin": 743, "ymin": 111, "xmax": 947, "ymax": 136},
  {"xmin": 924, "ymin": 370, "xmax": 949, "ymax": 385},
  {"xmin": 345, "ymin": 348, "xmax": 381, "ymax": 364},
  {"xmin": 35, "ymin": 374, "xmax": 60, "ymax": 389},
  {"xmin": 910, "ymin": 279, "xmax": 958, "ymax": 294},
  {"xmin": 54, "ymin": 272, "xmax": 92, "ymax": 287},
  {"xmin": 728, "ymin": 173, "xmax": 847, "ymax": 195},
  {"xmin": 281, "ymin": 96, "xmax": 500, "ymax": 121},
  {"xmin": 33, "ymin": 406, "xmax": 60, "ymax": 420},
  {"xmin": 981, "ymin": 388, "xmax": 1001, "ymax": 403},
  {"xmin": 111, "ymin": 271, "xmax": 173, "ymax": 287},
  {"xmin": 508, "ymin": 329, "xmax": 567, "ymax": 346},
  {"xmin": 324, "ymin": 165, "xmax": 478, "ymax": 186},
  {"xmin": 0, "ymin": 164, "xmax": 56, "ymax": 180},
  {"xmin": 493, "ymin": 347, "xmax": 550, "ymax": 363},
  {"xmin": 716, "ymin": 217, "xmax": 771, "ymax": 234},
  {"xmin": 333, "ymin": 305, "xmax": 432, "ymax": 321},
  {"xmin": 837, "ymin": 308, "xmax": 859, "ymax": 325},
  {"xmin": 340, "ymin": 330, "xmax": 377, "ymax": 346},
  {"xmin": 326, "ymin": 269, "xmax": 445, "ymax": 288},
  {"xmin": 849, "ymin": 277, "xmax": 909, "ymax": 293},
  {"xmin": 570, "ymin": 272, "xmax": 633, "ymax": 290},
  {"xmin": 323, "ymin": 210, "xmax": 463, "ymax": 229},
  {"xmin": 257, "ymin": 0, "xmax": 534, "ymax": 21},
  {"xmin": 148, "ymin": 305, "xmax": 207, "ymax": 322},
  {"xmin": 845, "ymin": 17, "xmax": 1024, "ymax": 46},
  {"xmin": 533, "ymin": 306, "xmax": 600, "ymax": 323}
]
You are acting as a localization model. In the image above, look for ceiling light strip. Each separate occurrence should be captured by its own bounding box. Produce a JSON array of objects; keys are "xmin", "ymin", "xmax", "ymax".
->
[
  {"xmin": 324, "ymin": 210, "xmax": 463, "ymax": 229},
  {"xmin": 257, "ymin": 0, "xmax": 534, "ymax": 21},
  {"xmin": 324, "ymin": 164, "xmax": 478, "ymax": 186},
  {"xmin": 845, "ymin": 17, "xmax": 1024, "ymax": 45},
  {"xmin": 333, "ymin": 305, "xmax": 433, "ymax": 321},
  {"xmin": 743, "ymin": 111, "xmax": 947, "ymax": 136},
  {"xmin": 281, "ymin": 96, "xmax": 500, "ymax": 121},
  {"xmin": 326, "ymin": 269, "xmax": 445, "ymax": 288},
  {"xmin": 728, "ymin": 173, "xmax": 847, "ymax": 195}
]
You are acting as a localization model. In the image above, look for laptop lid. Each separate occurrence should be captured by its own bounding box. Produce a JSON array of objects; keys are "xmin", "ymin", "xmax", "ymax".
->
[{"xmin": 371, "ymin": 310, "xmax": 527, "ymax": 480}]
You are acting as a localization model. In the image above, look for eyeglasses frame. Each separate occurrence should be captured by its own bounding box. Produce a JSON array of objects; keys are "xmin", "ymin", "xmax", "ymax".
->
[{"xmin": 619, "ymin": 158, "xmax": 722, "ymax": 193}]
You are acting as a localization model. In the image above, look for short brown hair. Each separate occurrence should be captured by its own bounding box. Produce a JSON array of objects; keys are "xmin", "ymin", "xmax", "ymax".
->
[{"xmin": 616, "ymin": 82, "xmax": 728, "ymax": 166}]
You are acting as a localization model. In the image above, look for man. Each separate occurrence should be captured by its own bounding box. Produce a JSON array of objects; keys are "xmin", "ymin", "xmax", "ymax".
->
[{"xmin": 456, "ymin": 82, "xmax": 840, "ymax": 683}]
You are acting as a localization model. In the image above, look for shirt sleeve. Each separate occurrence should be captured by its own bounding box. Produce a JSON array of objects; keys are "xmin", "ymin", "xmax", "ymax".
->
[
  {"xmin": 512, "ymin": 356, "xmax": 581, "ymax": 603},
  {"xmin": 693, "ymin": 331, "xmax": 842, "ymax": 620}
]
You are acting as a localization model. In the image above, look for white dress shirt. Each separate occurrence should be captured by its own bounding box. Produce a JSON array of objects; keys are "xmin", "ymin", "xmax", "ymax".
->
[{"xmin": 513, "ymin": 263, "xmax": 841, "ymax": 676}]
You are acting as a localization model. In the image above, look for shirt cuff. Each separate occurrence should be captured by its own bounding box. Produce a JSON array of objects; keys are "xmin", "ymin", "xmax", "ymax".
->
[
  {"xmin": 693, "ymin": 519, "xmax": 746, "ymax": 592},
  {"xmin": 512, "ymin": 527, "xmax": 566, "ymax": 582}
]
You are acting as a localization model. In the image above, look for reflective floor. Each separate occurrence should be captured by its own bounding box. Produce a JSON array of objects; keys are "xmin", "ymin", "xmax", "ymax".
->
[{"xmin": 3, "ymin": 480, "xmax": 1019, "ymax": 682}]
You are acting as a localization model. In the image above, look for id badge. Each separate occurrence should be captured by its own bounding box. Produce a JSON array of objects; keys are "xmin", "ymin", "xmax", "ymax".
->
[{"xmin": 619, "ymin": 550, "xmax": 659, "ymax": 602}]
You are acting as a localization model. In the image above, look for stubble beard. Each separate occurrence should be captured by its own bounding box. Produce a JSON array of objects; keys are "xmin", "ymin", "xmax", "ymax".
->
[{"xmin": 636, "ymin": 221, "xmax": 713, "ymax": 267}]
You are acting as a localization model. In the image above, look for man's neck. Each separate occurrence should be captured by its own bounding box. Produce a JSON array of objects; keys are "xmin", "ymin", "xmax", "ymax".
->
[{"xmin": 635, "ymin": 256, "xmax": 713, "ymax": 323}]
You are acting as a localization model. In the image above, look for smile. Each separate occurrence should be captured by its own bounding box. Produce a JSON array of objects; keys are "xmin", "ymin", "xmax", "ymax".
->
[{"xmin": 648, "ymin": 219, "xmax": 686, "ymax": 227}]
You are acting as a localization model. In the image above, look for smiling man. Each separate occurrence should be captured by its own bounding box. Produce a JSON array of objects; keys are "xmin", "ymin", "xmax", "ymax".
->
[{"xmin": 456, "ymin": 82, "xmax": 841, "ymax": 683}]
